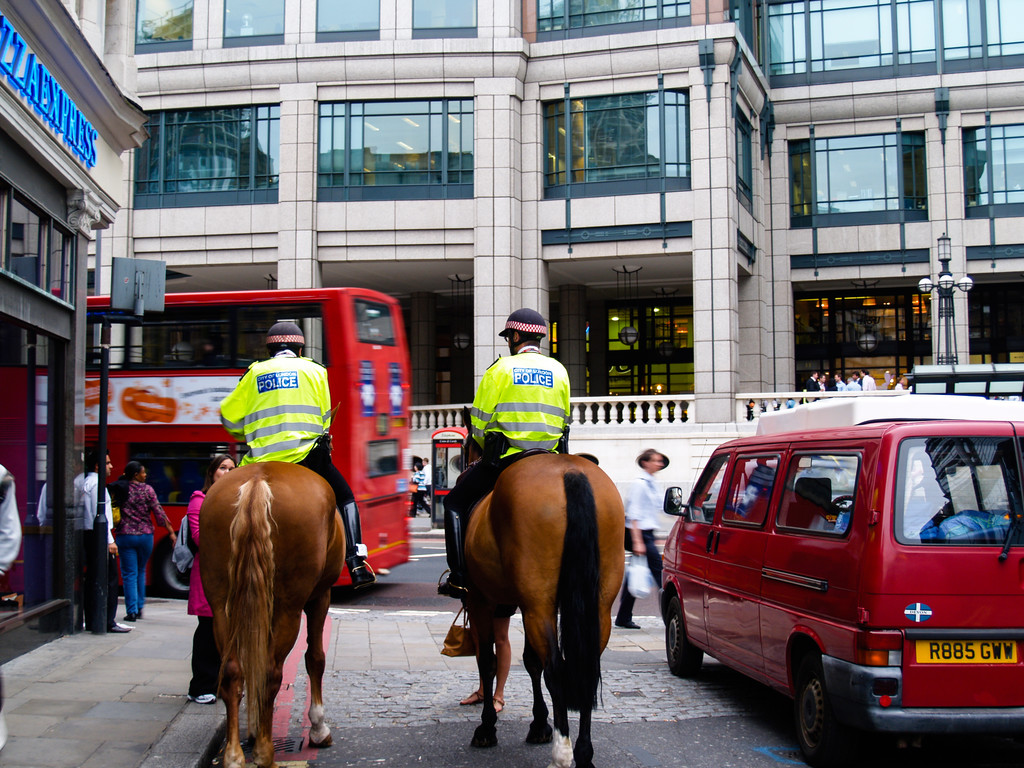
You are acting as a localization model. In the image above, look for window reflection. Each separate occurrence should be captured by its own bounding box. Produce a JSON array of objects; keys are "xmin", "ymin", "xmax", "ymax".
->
[
  {"xmin": 134, "ymin": 107, "xmax": 280, "ymax": 204},
  {"xmin": 538, "ymin": 0, "xmax": 690, "ymax": 32},
  {"xmin": 1, "ymin": 192, "xmax": 75, "ymax": 302},
  {"xmin": 544, "ymin": 90, "xmax": 689, "ymax": 188},
  {"xmin": 964, "ymin": 124, "xmax": 1024, "ymax": 208},
  {"xmin": 224, "ymin": 0, "xmax": 284, "ymax": 39},
  {"xmin": 137, "ymin": 0, "xmax": 194, "ymax": 45}
]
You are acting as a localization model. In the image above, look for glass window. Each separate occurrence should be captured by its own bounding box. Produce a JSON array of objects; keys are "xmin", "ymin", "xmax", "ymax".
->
[
  {"xmin": 789, "ymin": 132, "xmax": 927, "ymax": 222},
  {"xmin": 354, "ymin": 299, "xmax": 396, "ymax": 345},
  {"xmin": 544, "ymin": 90, "xmax": 689, "ymax": 192},
  {"xmin": 986, "ymin": 0, "xmax": 1024, "ymax": 56},
  {"xmin": 318, "ymin": 0, "xmax": 380, "ymax": 34},
  {"xmin": 895, "ymin": 436, "xmax": 1023, "ymax": 546},
  {"xmin": 538, "ymin": 0, "xmax": 690, "ymax": 33},
  {"xmin": 964, "ymin": 124, "xmax": 1024, "ymax": 208},
  {"xmin": 777, "ymin": 453, "xmax": 859, "ymax": 535},
  {"xmin": 688, "ymin": 454, "xmax": 730, "ymax": 524},
  {"xmin": 723, "ymin": 455, "xmax": 779, "ymax": 526},
  {"xmin": 942, "ymin": 0, "xmax": 982, "ymax": 59},
  {"xmin": 1, "ymin": 192, "xmax": 76, "ymax": 302},
  {"xmin": 318, "ymin": 100, "xmax": 473, "ymax": 198},
  {"xmin": 414, "ymin": 0, "xmax": 476, "ymax": 30},
  {"xmin": 136, "ymin": 0, "xmax": 193, "ymax": 46},
  {"xmin": 224, "ymin": 0, "xmax": 285, "ymax": 41},
  {"xmin": 771, "ymin": 0, "xmax": 935, "ymax": 75},
  {"xmin": 736, "ymin": 111, "xmax": 753, "ymax": 206},
  {"xmin": 134, "ymin": 106, "xmax": 280, "ymax": 207}
]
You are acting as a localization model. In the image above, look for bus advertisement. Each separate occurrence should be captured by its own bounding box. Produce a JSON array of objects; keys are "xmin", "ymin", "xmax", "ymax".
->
[{"xmin": 86, "ymin": 288, "xmax": 412, "ymax": 596}]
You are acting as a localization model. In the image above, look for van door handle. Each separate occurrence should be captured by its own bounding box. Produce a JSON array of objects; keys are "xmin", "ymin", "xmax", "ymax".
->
[
  {"xmin": 712, "ymin": 531, "xmax": 721, "ymax": 554},
  {"xmin": 706, "ymin": 530, "xmax": 715, "ymax": 553}
]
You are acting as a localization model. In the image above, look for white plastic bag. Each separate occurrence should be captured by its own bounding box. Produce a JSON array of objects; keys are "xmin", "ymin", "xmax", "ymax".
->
[{"xmin": 626, "ymin": 555, "xmax": 654, "ymax": 598}]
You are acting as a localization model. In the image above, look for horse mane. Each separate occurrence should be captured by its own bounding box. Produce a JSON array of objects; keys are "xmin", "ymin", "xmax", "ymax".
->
[
  {"xmin": 553, "ymin": 470, "xmax": 602, "ymax": 711},
  {"xmin": 223, "ymin": 476, "xmax": 276, "ymax": 729}
]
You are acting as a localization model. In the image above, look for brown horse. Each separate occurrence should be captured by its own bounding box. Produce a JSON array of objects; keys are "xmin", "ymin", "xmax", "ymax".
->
[
  {"xmin": 200, "ymin": 462, "xmax": 345, "ymax": 768},
  {"xmin": 463, "ymin": 450, "xmax": 625, "ymax": 768}
]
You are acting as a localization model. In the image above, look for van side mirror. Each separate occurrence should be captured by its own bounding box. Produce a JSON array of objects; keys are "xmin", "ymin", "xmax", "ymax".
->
[{"xmin": 664, "ymin": 487, "xmax": 686, "ymax": 517}]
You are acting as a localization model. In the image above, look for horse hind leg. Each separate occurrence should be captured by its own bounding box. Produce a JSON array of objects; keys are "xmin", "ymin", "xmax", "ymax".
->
[
  {"xmin": 304, "ymin": 588, "xmax": 333, "ymax": 748},
  {"xmin": 573, "ymin": 706, "xmax": 595, "ymax": 768},
  {"xmin": 522, "ymin": 639, "xmax": 552, "ymax": 744},
  {"xmin": 219, "ymin": 658, "xmax": 246, "ymax": 768},
  {"xmin": 543, "ymin": 665, "xmax": 573, "ymax": 768}
]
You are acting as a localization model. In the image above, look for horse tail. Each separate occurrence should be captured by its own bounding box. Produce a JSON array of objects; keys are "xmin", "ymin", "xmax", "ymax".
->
[
  {"xmin": 554, "ymin": 470, "xmax": 602, "ymax": 711},
  {"xmin": 224, "ymin": 476, "xmax": 276, "ymax": 728}
]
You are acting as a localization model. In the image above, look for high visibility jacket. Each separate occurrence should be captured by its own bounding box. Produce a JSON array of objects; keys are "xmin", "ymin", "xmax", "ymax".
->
[
  {"xmin": 219, "ymin": 353, "xmax": 331, "ymax": 465},
  {"xmin": 469, "ymin": 351, "xmax": 570, "ymax": 458}
]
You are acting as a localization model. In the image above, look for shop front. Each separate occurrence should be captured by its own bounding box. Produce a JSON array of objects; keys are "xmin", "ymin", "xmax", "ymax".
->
[{"xmin": 0, "ymin": 0, "xmax": 147, "ymax": 661}]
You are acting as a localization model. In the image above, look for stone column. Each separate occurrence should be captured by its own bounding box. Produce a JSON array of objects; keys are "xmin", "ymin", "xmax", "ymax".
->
[
  {"xmin": 276, "ymin": 84, "xmax": 320, "ymax": 289},
  {"xmin": 409, "ymin": 292, "xmax": 437, "ymax": 405},
  {"xmin": 558, "ymin": 284, "xmax": 588, "ymax": 396}
]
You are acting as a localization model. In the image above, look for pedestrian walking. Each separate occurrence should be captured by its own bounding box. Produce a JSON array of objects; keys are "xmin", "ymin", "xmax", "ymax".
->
[{"xmin": 615, "ymin": 448, "xmax": 667, "ymax": 629}]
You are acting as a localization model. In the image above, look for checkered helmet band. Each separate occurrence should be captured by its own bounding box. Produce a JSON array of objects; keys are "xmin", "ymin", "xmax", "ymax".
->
[
  {"xmin": 499, "ymin": 308, "xmax": 547, "ymax": 338},
  {"xmin": 267, "ymin": 321, "xmax": 304, "ymax": 346}
]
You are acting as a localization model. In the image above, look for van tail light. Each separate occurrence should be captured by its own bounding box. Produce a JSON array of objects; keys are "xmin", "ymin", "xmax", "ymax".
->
[{"xmin": 856, "ymin": 630, "xmax": 903, "ymax": 667}]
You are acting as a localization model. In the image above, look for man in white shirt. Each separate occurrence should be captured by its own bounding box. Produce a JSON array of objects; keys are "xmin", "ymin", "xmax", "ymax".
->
[
  {"xmin": 615, "ymin": 448, "xmax": 668, "ymax": 629},
  {"xmin": 0, "ymin": 462, "xmax": 23, "ymax": 753},
  {"xmin": 81, "ymin": 448, "xmax": 131, "ymax": 633},
  {"xmin": 861, "ymin": 369, "xmax": 877, "ymax": 391}
]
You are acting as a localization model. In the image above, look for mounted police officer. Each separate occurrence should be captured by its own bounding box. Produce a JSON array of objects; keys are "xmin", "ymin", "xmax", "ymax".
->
[
  {"xmin": 437, "ymin": 308, "xmax": 571, "ymax": 598},
  {"xmin": 220, "ymin": 321, "xmax": 374, "ymax": 587}
]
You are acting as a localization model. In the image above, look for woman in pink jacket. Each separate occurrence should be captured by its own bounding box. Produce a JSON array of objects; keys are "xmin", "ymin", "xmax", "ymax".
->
[{"xmin": 186, "ymin": 454, "xmax": 235, "ymax": 704}]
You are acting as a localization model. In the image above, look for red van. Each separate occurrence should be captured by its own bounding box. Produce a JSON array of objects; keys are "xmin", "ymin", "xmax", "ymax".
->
[{"xmin": 661, "ymin": 395, "xmax": 1024, "ymax": 766}]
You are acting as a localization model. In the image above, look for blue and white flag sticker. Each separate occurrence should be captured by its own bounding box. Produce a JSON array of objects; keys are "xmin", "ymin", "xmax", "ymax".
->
[
  {"xmin": 359, "ymin": 360, "xmax": 375, "ymax": 417},
  {"xmin": 904, "ymin": 603, "xmax": 933, "ymax": 623}
]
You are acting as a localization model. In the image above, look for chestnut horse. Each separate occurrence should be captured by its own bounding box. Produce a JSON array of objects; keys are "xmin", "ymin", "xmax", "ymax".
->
[
  {"xmin": 463, "ymin": 447, "xmax": 625, "ymax": 768},
  {"xmin": 200, "ymin": 462, "xmax": 345, "ymax": 768}
]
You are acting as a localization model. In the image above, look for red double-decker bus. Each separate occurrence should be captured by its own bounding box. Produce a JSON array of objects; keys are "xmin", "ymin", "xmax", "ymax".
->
[{"xmin": 86, "ymin": 287, "xmax": 411, "ymax": 596}]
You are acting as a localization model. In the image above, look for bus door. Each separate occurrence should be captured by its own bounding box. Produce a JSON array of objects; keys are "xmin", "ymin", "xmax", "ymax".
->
[{"xmin": 431, "ymin": 428, "xmax": 467, "ymax": 528}]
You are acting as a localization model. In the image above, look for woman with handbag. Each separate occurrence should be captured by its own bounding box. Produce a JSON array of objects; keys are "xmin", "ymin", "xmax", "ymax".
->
[
  {"xmin": 614, "ymin": 449, "xmax": 668, "ymax": 629},
  {"xmin": 114, "ymin": 461, "xmax": 176, "ymax": 622},
  {"xmin": 185, "ymin": 454, "xmax": 235, "ymax": 704}
]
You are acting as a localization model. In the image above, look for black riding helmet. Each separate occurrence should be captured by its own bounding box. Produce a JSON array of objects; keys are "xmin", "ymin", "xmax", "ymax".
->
[{"xmin": 498, "ymin": 308, "xmax": 547, "ymax": 339}]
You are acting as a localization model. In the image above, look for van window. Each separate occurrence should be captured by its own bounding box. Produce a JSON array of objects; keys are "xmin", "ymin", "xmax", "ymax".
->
[
  {"xmin": 723, "ymin": 455, "xmax": 779, "ymax": 526},
  {"xmin": 895, "ymin": 436, "xmax": 1024, "ymax": 546},
  {"xmin": 777, "ymin": 453, "xmax": 859, "ymax": 535},
  {"xmin": 689, "ymin": 454, "xmax": 730, "ymax": 523}
]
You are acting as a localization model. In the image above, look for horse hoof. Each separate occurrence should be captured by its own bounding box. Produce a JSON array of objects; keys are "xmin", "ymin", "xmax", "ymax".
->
[
  {"xmin": 526, "ymin": 723, "xmax": 553, "ymax": 744},
  {"xmin": 309, "ymin": 733, "xmax": 333, "ymax": 748},
  {"xmin": 471, "ymin": 727, "xmax": 498, "ymax": 748}
]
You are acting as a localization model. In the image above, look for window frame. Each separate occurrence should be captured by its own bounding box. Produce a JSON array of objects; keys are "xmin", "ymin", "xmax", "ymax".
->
[
  {"xmin": 133, "ymin": 105, "xmax": 281, "ymax": 209},
  {"xmin": 317, "ymin": 99, "xmax": 474, "ymax": 201},
  {"xmin": 135, "ymin": 0, "xmax": 194, "ymax": 52}
]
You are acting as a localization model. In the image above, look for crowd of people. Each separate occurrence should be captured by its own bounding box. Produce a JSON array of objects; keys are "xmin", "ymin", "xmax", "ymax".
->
[{"xmin": 804, "ymin": 368, "xmax": 910, "ymax": 394}]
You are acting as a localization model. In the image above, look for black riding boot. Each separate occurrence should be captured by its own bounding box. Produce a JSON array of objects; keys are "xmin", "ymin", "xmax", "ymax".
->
[
  {"xmin": 340, "ymin": 501, "xmax": 375, "ymax": 588},
  {"xmin": 438, "ymin": 504, "xmax": 467, "ymax": 598}
]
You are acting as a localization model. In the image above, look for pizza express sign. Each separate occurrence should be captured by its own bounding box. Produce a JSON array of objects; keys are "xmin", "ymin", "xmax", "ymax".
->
[{"xmin": 0, "ymin": 13, "xmax": 98, "ymax": 168}]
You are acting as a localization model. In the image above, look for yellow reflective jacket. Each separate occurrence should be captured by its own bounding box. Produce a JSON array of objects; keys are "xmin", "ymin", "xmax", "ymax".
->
[
  {"xmin": 469, "ymin": 350, "xmax": 570, "ymax": 458},
  {"xmin": 219, "ymin": 353, "xmax": 331, "ymax": 465}
]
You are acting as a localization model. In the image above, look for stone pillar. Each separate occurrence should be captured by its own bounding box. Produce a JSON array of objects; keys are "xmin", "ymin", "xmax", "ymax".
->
[
  {"xmin": 690, "ymin": 41, "xmax": 740, "ymax": 423},
  {"xmin": 276, "ymin": 84, "xmax": 320, "ymax": 289},
  {"xmin": 473, "ymin": 84, "xmax": 526, "ymax": 386},
  {"xmin": 558, "ymin": 284, "xmax": 587, "ymax": 397},
  {"xmin": 409, "ymin": 292, "xmax": 437, "ymax": 405},
  {"xmin": 587, "ymin": 299, "xmax": 608, "ymax": 395}
]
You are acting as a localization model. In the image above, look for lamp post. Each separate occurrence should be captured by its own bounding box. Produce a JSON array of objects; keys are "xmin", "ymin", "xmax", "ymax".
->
[{"xmin": 918, "ymin": 234, "xmax": 972, "ymax": 365}]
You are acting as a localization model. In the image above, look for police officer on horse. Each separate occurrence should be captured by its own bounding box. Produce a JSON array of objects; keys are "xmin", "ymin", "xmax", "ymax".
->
[
  {"xmin": 220, "ymin": 321, "xmax": 374, "ymax": 587},
  {"xmin": 438, "ymin": 308, "xmax": 571, "ymax": 598}
]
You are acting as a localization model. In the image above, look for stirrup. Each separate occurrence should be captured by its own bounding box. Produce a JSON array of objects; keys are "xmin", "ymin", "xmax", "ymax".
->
[
  {"xmin": 348, "ymin": 559, "xmax": 376, "ymax": 589},
  {"xmin": 437, "ymin": 569, "xmax": 468, "ymax": 598}
]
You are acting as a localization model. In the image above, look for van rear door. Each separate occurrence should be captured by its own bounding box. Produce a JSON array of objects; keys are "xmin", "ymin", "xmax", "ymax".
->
[{"xmin": 869, "ymin": 423, "xmax": 1024, "ymax": 709}]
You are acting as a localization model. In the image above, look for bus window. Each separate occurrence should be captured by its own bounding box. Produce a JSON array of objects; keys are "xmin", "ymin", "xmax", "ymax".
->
[
  {"xmin": 128, "ymin": 444, "xmax": 237, "ymax": 504},
  {"xmin": 368, "ymin": 439, "xmax": 399, "ymax": 477},
  {"xmin": 354, "ymin": 299, "xmax": 395, "ymax": 345}
]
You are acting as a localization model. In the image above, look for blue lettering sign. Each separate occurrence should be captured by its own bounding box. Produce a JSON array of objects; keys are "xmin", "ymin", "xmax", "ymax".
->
[
  {"xmin": 512, "ymin": 367, "xmax": 554, "ymax": 388},
  {"xmin": 256, "ymin": 371, "xmax": 299, "ymax": 393},
  {"xmin": 0, "ymin": 14, "xmax": 98, "ymax": 168}
]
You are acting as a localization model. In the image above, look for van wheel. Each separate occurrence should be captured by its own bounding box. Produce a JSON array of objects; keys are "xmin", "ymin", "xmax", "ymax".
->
[
  {"xmin": 794, "ymin": 654, "xmax": 856, "ymax": 767},
  {"xmin": 152, "ymin": 540, "xmax": 190, "ymax": 599},
  {"xmin": 665, "ymin": 595, "xmax": 703, "ymax": 677}
]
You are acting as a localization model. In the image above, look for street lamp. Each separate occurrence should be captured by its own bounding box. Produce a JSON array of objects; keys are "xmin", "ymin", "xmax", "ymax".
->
[{"xmin": 918, "ymin": 234, "xmax": 972, "ymax": 365}]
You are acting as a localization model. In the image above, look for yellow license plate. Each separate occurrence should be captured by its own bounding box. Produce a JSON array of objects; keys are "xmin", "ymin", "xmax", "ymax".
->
[{"xmin": 914, "ymin": 640, "xmax": 1018, "ymax": 664}]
